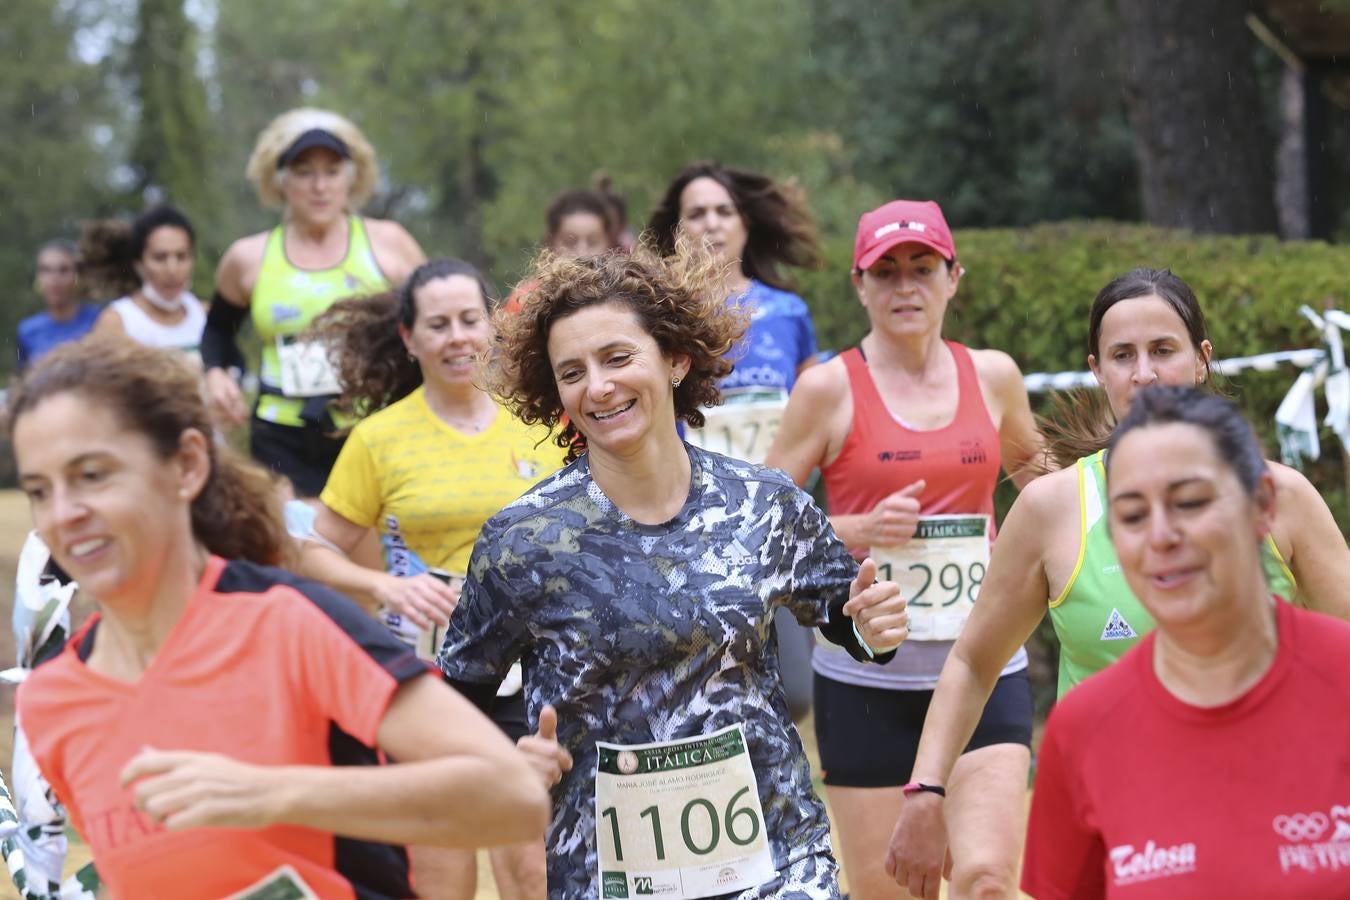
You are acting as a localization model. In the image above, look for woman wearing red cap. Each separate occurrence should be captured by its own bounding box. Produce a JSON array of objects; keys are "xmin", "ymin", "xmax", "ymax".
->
[
  {"xmin": 766, "ymin": 199, "xmax": 1041, "ymax": 899},
  {"xmin": 202, "ymin": 108, "xmax": 427, "ymax": 498}
]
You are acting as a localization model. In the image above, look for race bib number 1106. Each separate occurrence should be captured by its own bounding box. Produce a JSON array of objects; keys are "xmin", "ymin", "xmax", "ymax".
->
[{"xmin": 595, "ymin": 724, "xmax": 776, "ymax": 899}]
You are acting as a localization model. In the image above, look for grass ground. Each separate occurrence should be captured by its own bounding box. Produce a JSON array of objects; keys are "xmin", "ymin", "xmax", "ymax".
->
[{"xmin": 0, "ymin": 491, "xmax": 1026, "ymax": 899}]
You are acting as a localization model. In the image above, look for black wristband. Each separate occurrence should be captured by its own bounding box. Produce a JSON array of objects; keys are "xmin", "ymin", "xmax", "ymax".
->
[{"xmin": 201, "ymin": 292, "xmax": 249, "ymax": 371}]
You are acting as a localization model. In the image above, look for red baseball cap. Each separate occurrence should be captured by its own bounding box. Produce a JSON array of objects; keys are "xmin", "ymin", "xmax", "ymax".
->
[{"xmin": 853, "ymin": 200, "xmax": 955, "ymax": 270}]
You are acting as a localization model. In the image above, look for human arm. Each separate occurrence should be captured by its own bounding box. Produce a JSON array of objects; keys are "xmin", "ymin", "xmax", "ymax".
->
[
  {"xmin": 776, "ymin": 483, "xmax": 903, "ymax": 663},
  {"xmin": 298, "ymin": 503, "xmax": 458, "ymax": 625},
  {"xmin": 304, "ymin": 428, "xmax": 460, "ymax": 624},
  {"xmin": 203, "ymin": 237, "xmax": 263, "ymax": 427},
  {"xmin": 91, "ymin": 305, "xmax": 125, "ymax": 337},
  {"xmin": 765, "ymin": 358, "xmax": 845, "ymax": 486},
  {"xmin": 367, "ymin": 219, "xmax": 427, "ymax": 286},
  {"xmin": 514, "ymin": 704, "xmax": 574, "ymax": 789},
  {"xmin": 974, "ymin": 348, "xmax": 1043, "ymax": 490},
  {"xmin": 121, "ymin": 673, "xmax": 548, "ymax": 848},
  {"xmin": 1268, "ymin": 461, "xmax": 1350, "ymax": 618},
  {"xmin": 885, "ymin": 474, "xmax": 1061, "ymax": 890}
]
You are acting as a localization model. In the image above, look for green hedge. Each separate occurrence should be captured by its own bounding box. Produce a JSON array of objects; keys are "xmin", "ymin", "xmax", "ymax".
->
[{"xmin": 795, "ymin": 220, "xmax": 1350, "ymax": 533}]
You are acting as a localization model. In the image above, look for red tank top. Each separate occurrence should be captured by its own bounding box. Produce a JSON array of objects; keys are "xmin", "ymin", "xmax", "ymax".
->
[{"xmin": 822, "ymin": 342, "xmax": 1001, "ymax": 528}]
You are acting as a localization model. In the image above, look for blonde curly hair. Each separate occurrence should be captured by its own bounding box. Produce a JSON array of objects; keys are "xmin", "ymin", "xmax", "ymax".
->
[
  {"xmin": 487, "ymin": 242, "xmax": 749, "ymax": 462},
  {"xmin": 246, "ymin": 108, "xmax": 379, "ymax": 209}
]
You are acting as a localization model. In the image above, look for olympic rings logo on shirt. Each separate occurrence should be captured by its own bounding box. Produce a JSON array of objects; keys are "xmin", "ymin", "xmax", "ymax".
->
[{"xmin": 1272, "ymin": 813, "xmax": 1330, "ymax": 842}]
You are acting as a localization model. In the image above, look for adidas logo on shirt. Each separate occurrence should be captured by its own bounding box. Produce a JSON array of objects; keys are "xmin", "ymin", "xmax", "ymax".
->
[{"xmin": 1101, "ymin": 608, "xmax": 1139, "ymax": 641}]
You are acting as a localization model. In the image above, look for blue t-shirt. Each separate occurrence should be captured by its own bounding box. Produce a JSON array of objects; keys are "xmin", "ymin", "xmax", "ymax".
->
[
  {"xmin": 721, "ymin": 280, "xmax": 817, "ymax": 393},
  {"xmin": 16, "ymin": 304, "xmax": 102, "ymax": 369}
]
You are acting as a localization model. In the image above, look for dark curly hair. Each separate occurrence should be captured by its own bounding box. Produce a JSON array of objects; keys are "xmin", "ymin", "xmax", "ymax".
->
[
  {"xmin": 310, "ymin": 258, "xmax": 494, "ymax": 421},
  {"xmin": 487, "ymin": 246, "xmax": 749, "ymax": 462},
  {"xmin": 647, "ymin": 160, "xmax": 822, "ymax": 292}
]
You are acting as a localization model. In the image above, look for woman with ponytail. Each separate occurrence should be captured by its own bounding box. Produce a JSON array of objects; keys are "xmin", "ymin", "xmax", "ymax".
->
[
  {"xmin": 299, "ymin": 259, "xmax": 562, "ymax": 900},
  {"xmin": 84, "ymin": 206, "xmax": 207, "ymax": 360},
  {"xmin": 8, "ymin": 337, "xmax": 547, "ymax": 900}
]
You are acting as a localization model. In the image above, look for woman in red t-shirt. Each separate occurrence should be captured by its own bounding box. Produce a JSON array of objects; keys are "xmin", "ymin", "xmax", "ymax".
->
[
  {"xmin": 1023, "ymin": 385, "xmax": 1350, "ymax": 899},
  {"xmin": 9, "ymin": 337, "xmax": 547, "ymax": 899},
  {"xmin": 767, "ymin": 199, "xmax": 1041, "ymax": 899}
]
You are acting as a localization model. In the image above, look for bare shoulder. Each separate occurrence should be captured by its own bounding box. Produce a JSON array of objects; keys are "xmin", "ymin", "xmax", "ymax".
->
[
  {"xmin": 1267, "ymin": 459, "xmax": 1318, "ymax": 497},
  {"xmin": 222, "ymin": 230, "xmax": 270, "ymax": 267},
  {"xmin": 790, "ymin": 354, "xmax": 850, "ymax": 406},
  {"xmin": 968, "ymin": 347, "xmax": 1026, "ymax": 392},
  {"xmin": 365, "ymin": 218, "xmax": 423, "ymax": 255},
  {"xmin": 364, "ymin": 217, "xmax": 413, "ymax": 242},
  {"xmin": 215, "ymin": 231, "xmax": 270, "ymax": 303},
  {"xmin": 1016, "ymin": 462, "xmax": 1080, "ymax": 518},
  {"xmin": 93, "ymin": 304, "xmax": 125, "ymax": 334},
  {"xmin": 365, "ymin": 218, "xmax": 426, "ymax": 282}
]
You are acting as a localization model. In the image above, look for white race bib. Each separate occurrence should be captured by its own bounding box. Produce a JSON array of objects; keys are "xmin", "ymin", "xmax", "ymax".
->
[
  {"xmin": 872, "ymin": 514, "xmax": 990, "ymax": 641},
  {"xmin": 684, "ymin": 389, "xmax": 787, "ymax": 465},
  {"xmin": 276, "ymin": 335, "xmax": 341, "ymax": 398},
  {"xmin": 224, "ymin": 865, "xmax": 318, "ymax": 900},
  {"xmin": 595, "ymin": 724, "xmax": 776, "ymax": 899}
]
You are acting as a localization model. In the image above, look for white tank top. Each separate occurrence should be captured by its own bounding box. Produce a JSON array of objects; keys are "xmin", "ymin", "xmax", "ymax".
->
[{"xmin": 110, "ymin": 295, "xmax": 206, "ymax": 356}]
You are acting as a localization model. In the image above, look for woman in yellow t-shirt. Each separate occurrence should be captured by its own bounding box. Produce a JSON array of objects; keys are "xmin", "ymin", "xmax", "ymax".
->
[{"xmin": 299, "ymin": 258, "xmax": 561, "ymax": 900}]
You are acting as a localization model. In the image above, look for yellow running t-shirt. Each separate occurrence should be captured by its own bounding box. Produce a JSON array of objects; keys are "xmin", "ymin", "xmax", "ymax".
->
[{"xmin": 320, "ymin": 387, "xmax": 563, "ymax": 574}]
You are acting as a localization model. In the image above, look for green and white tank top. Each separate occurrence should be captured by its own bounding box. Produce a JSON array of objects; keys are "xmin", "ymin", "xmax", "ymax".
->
[
  {"xmin": 251, "ymin": 216, "xmax": 389, "ymax": 427},
  {"xmin": 1047, "ymin": 449, "xmax": 1296, "ymax": 697}
]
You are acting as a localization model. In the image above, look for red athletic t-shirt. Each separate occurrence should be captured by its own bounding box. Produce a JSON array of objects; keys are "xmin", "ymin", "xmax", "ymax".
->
[
  {"xmin": 820, "ymin": 342, "xmax": 1001, "ymax": 525},
  {"xmin": 17, "ymin": 555, "xmax": 430, "ymax": 899},
  {"xmin": 1023, "ymin": 599, "xmax": 1350, "ymax": 899}
]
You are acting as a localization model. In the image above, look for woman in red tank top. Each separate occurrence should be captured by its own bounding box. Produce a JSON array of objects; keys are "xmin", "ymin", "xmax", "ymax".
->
[{"xmin": 767, "ymin": 199, "xmax": 1041, "ymax": 900}]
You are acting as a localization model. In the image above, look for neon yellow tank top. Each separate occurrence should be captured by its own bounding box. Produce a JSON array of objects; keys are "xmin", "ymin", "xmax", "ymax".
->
[
  {"xmin": 251, "ymin": 216, "xmax": 389, "ymax": 427},
  {"xmin": 1047, "ymin": 449, "xmax": 1297, "ymax": 697}
]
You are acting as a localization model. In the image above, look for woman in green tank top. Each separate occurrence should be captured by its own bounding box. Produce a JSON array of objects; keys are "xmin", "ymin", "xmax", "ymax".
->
[
  {"xmin": 884, "ymin": 267, "xmax": 1350, "ymax": 897},
  {"xmin": 202, "ymin": 108, "xmax": 426, "ymax": 497}
]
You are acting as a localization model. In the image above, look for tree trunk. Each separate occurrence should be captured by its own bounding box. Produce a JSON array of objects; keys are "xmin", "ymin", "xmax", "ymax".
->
[
  {"xmin": 1117, "ymin": 0, "xmax": 1276, "ymax": 233},
  {"xmin": 1275, "ymin": 65, "xmax": 1311, "ymax": 239}
]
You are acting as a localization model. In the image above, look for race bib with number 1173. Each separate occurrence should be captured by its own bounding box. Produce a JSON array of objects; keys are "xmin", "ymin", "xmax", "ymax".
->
[{"xmin": 683, "ymin": 389, "xmax": 787, "ymax": 465}]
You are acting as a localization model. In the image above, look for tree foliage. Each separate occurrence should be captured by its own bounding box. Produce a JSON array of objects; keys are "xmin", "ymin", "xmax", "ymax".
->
[{"xmin": 5, "ymin": 0, "xmax": 1348, "ymax": 374}]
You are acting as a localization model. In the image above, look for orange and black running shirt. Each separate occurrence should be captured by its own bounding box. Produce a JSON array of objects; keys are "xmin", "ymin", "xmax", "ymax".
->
[{"xmin": 17, "ymin": 555, "xmax": 430, "ymax": 899}]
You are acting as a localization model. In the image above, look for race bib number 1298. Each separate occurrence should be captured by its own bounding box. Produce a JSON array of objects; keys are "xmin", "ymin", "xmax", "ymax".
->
[{"xmin": 871, "ymin": 514, "xmax": 990, "ymax": 641}]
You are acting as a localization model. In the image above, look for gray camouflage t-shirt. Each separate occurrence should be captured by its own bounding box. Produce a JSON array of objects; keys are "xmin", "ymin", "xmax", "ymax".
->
[{"xmin": 440, "ymin": 445, "xmax": 857, "ymax": 898}]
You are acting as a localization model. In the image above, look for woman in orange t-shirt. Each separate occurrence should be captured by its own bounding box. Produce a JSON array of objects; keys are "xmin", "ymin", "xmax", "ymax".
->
[{"xmin": 10, "ymin": 337, "xmax": 546, "ymax": 899}]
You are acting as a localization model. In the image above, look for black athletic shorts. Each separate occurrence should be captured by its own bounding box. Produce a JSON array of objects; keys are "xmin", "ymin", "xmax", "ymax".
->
[
  {"xmin": 491, "ymin": 690, "xmax": 530, "ymax": 743},
  {"xmin": 813, "ymin": 669, "xmax": 1033, "ymax": 788},
  {"xmin": 249, "ymin": 415, "xmax": 346, "ymax": 498}
]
